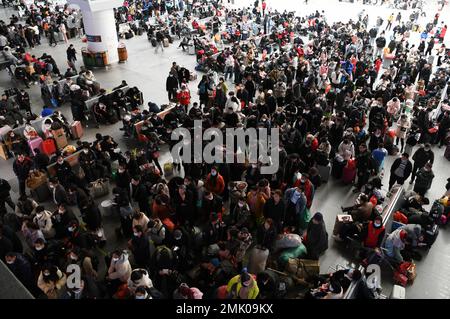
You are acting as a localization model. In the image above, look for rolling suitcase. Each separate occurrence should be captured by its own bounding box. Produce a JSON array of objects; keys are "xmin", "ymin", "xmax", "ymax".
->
[
  {"xmin": 163, "ymin": 38, "xmax": 169, "ymax": 47},
  {"xmin": 70, "ymin": 121, "xmax": 83, "ymax": 139},
  {"xmin": 331, "ymin": 157, "xmax": 346, "ymax": 179},
  {"xmin": 28, "ymin": 137, "xmax": 43, "ymax": 156},
  {"xmin": 188, "ymin": 45, "xmax": 196, "ymax": 55},
  {"xmin": 342, "ymin": 159, "xmax": 356, "ymax": 184},
  {"xmin": 52, "ymin": 128, "xmax": 68, "ymax": 149},
  {"xmin": 151, "ymin": 37, "xmax": 157, "ymax": 47},
  {"xmin": 424, "ymin": 224, "xmax": 439, "ymax": 247},
  {"xmin": 42, "ymin": 139, "xmax": 57, "ymax": 156},
  {"xmin": 317, "ymin": 164, "xmax": 331, "ymax": 183}
]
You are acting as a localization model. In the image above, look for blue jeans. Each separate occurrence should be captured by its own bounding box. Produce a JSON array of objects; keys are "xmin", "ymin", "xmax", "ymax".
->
[{"xmin": 224, "ymin": 66, "xmax": 233, "ymax": 80}]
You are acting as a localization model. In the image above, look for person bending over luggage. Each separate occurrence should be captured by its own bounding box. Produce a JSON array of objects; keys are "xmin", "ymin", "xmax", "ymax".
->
[
  {"xmin": 384, "ymin": 228, "xmax": 408, "ymax": 264},
  {"xmin": 341, "ymin": 194, "xmax": 374, "ymax": 223},
  {"xmin": 304, "ymin": 212, "xmax": 329, "ymax": 259},
  {"xmin": 226, "ymin": 268, "xmax": 260, "ymax": 299}
]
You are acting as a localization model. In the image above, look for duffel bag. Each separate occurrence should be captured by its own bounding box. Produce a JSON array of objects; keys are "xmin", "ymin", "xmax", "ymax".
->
[{"xmin": 88, "ymin": 178, "xmax": 110, "ymax": 199}]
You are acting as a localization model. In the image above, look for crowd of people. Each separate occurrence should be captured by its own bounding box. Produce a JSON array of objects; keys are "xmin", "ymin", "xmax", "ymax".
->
[{"xmin": 0, "ymin": 0, "xmax": 450, "ymax": 300}]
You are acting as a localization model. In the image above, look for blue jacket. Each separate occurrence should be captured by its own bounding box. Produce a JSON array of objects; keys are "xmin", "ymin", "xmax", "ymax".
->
[{"xmin": 284, "ymin": 187, "xmax": 307, "ymax": 217}]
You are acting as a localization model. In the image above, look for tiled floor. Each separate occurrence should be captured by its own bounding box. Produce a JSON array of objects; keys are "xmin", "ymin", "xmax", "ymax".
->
[{"xmin": 1, "ymin": 0, "xmax": 450, "ymax": 298}]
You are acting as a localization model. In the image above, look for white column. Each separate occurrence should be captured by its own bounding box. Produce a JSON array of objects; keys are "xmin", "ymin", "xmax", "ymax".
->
[{"xmin": 82, "ymin": 9, "xmax": 119, "ymax": 63}]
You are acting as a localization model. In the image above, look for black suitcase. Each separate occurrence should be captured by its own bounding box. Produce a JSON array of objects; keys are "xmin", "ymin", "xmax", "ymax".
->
[
  {"xmin": 331, "ymin": 158, "xmax": 346, "ymax": 179},
  {"xmin": 31, "ymin": 184, "xmax": 51, "ymax": 203},
  {"xmin": 151, "ymin": 38, "xmax": 157, "ymax": 47},
  {"xmin": 425, "ymin": 224, "xmax": 439, "ymax": 247},
  {"xmin": 125, "ymin": 31, "xmax": 134, "ymax": 39}
]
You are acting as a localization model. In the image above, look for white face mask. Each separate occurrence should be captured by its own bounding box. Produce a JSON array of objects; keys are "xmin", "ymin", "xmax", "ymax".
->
[
  {"xmin": 68, "ymin": 227, "xmax": 74, "ymax": 232},
  {"xmin": 133, "ymin": 232, "xmax": 140, "ymax": 237},
  {"xmin": 238, "ymin": 202, "xmax": 244, "ymax": 208},
  {"xmin": 83, "ymin": 149, "xmax": 89, "ymax": 154},
  {"xmin": 70, "ymin": 255, "xmax": 77, "ymax": 261},
  {"xmin": 112, "ymin": 257, "xmax": 119, "ymax": 262},
  {"xmin": 6, "ymin": 260, "xmax": 14, "ymax": 265},
  {"xmin": 35, "ymin": 246, "xmax": 44, "ymax": 251},
  {"xmin": 135, "ymin": 294, "xmax": 147, "ymax": 300},
  {"xmin": 211, "ymin": 171, "xmax": 217, "ymax": 176},
  {"xmin": 57, "ymin": 160, "xmax": 63, "ymax": 165}
]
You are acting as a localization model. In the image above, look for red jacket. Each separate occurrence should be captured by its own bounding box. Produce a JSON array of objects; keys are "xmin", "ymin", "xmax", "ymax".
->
[
  {"xmin": 205, "ymin": 173, "xmax": 225, "ymax": 195},
  {"xmin": 364, "ymin": 221, "xmax": 385, "ymax": 248},
  {"xmin": 177, "ymin": 90, "xmax": 191, "ymax": 106}
]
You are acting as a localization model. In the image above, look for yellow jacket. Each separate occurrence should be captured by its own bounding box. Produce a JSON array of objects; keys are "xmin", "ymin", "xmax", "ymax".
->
[{"xmin": 226, "ymin": 274, "xmax": 259, "ymax": 299}]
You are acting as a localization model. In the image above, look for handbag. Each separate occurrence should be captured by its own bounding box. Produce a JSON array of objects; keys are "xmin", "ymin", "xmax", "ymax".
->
[
  {"xmin": 88, "ymin": 179, "xmax": 109, "ymax": 199},
  {"xmin": 286, "ymin": 258, "xmax": 320, "ymax": 280},
  {"xmin": 26, "ymin": 171, "xmax": 48, "ymax": 190}
]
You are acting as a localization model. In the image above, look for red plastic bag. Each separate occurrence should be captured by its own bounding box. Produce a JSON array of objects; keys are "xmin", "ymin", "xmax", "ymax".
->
[{"xmin": 394, "ymin": 211, "xmax": 408, "ymax": 224}]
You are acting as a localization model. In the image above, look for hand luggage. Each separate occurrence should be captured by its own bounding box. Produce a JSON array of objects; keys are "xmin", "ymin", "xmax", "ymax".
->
[
  {"xmin": 424, "ymin": 224, "xmax": 439, "ymax": 247},
  {"xmin": 0, "ymin": 143, "xmax": 9, "ymax": 160},
  {"xmin": 278, "ymin": 244, "xmax": 308, "ymax": 265},
  {"xmin": 248, "ymin": 245, "xmax": 269, "ymax": 274},
  {"xmin": 28, "ymin": 137, "xmax": 43, "ymax": 156},
  {"xmin": 52, "ymin": 128, "xmax": 68, "ymax": 149},
  {"xmin": 331, "ymin": 156, "xmax": 346, "ymax": 179},
  {"xmin": 70, "ymin": 121, "xmax": 83, "ymax": 139},
  {"xmin": 393, "ymin": 271, "xmax": 408, "ymax": 287},
  {"xmin": 151, "ymin": 37, "xmax": 157, "ymax": 47},
  {"xmin": 163, "ymin": 38, "xmax": 169, "ymax": 47},
  {"xmin": 342, "ymin": 159, "xmax": 356, "ymax": 184},
  {"xmin": 125, "ymin": 31, "xmax": 134, "ymax": 39},
  {"xmin": 31, "ymin": 183, "xmax": 51, "ymax": 202},
  {"xmin": 275, "ymin": 233, "xmax": 303, "ymax": 250},
  {"xmin": 88, "ymin": 179, "xmax": 110, "ymax": 199},
  {"xmin": 26, "ymin": 170, "xmax": 48, "ymax": 190},
  {"xmin": 285, "ymin": 258, "xmax": 319, "ymax": 280},
  {"xmin": 333, "ymin": 214, "xmax": 353, "ymax": 236},
  {"xmin": 190, "ymin": 72, "xmax": 198, "ymax": 81},
  {"xmin": 317, "ymin": 164, "xmax": 331, "ymax": 183},
  {"xmin": 42, "ymin": 139, "xmax": 57, "ymax": 156},
  {"xmin": 188, "ymin": 45, "xmax": 196, "ymax": 55},
  {"xmin": 164, "ymin": 162, "xmax": 174, "ymax": 176},
  {"xmin": 390, "ymin": 285, "xmax": 406, "ymax": 299}
]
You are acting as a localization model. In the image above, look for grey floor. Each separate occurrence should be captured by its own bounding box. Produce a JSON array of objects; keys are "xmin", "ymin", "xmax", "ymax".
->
[{"xmin": 1, "ymin": 0, "xmax": 450, "ymax": 299}]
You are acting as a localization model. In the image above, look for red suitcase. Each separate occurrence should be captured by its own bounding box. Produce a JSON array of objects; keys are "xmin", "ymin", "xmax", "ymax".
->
[
  {"xmin": 42, "ymin": 139, "xmax": 56, "ymax": 156},
  {"xmin": 28, "ymin": 137, "xmax": 43, "ymax": 156},
  {"xmin": 342, "ymin": 159, "xmax": 356, "ymax": 184},
  {"xmin": 70, "ymin": 121, "xmax": 83, "ymax": 139}
]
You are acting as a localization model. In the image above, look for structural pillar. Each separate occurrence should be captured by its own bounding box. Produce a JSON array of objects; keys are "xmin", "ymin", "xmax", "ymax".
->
[{"xmin": 69, "ymin": 0, "xmax": 123, "ymax": 64}]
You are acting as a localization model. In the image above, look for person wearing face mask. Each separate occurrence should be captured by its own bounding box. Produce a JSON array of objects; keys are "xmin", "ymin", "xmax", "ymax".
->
[
  {"xmin": 78, "ymin": 142, "xmax": 101, "ymax": 183},
  {"xmin": 13, "ymin": 153, "xmax": 34, "ymax": 196},
  {"xmin": 304, "ymin": 212, "xmax": 329, "ymax": 260},
  {"xmin": 48, "ymin": 177, "xmax": 69, "ymax": 206},
  {"xmin": 263, "ymin": 190, "xmax": 285, "ymax": 232},
  {"xmin": 5, "ymin": 252, "xmax": 35, "ymax": 293},
  {"xmin": 226, "ymin": 268, "xmax": 259, "ymax": 299},
  {"xmin": 283, "ymin": 186, "xmax": 307, "ymax": 232},
  {"xmin": 37, "ymin": 264, "xmax": 67, "ymax": 299},
  {"xmin": 64, "ymin": 247, "xmax": 98, "ymax": 280},
  {"xmin": 129, "ymin": 176, "xmax": 151, "ymax": 216},
  {"xmin": 106, "ymin": 250, "xmax": 132, "ymax": 296},
  {"xmin": 362, "ymin": 216, "xmax": 385, "ymax": 251},
  {"xmin": 115, "ymin": 163, "xmax": 131, "ymax": 189},
  {"xmin": 256, "ymin": 218, "xmax": 277, "ymax": 251},
  {"xmin": 230, "ymin": 196, "xmax": 251, "ymax": 229},
  {"xmin": 410, "ymin": 143, "xmax": 434, "ymax": 184},
  {"xmin": 205, "ymin": 167, "xmax": 226, "ymax": 196},
  {"xmin": 60, "ymin": 277, "xmax": 103, "ymax": 299},
  {"xmin": 33, "ymin": 206, "xmax": 55, "ymax": 239},
  {"xmin": 294, "ymin": 173, "xmax": 315, "ymax": 209},
  {"xmin": 52, "ymin": 155, "xmax": 75, "ymax": 188},
  {"xmin": 42, "ymin": 118, "xmax": 54, "ymax": 139},
  {"xmin": 389, "ymin": 152, "xmax": 413, "ymax": 190},
  {"xmin": 51, "ymin": 203, "xmax": 76, "ymax": 239},
  {"xmin": 413, "ymin": 162, "xmax": 435, "ymax": 196},
  {"xmin": 128, "ymin": 225, "xmax": 151, "ymax": 269}
]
